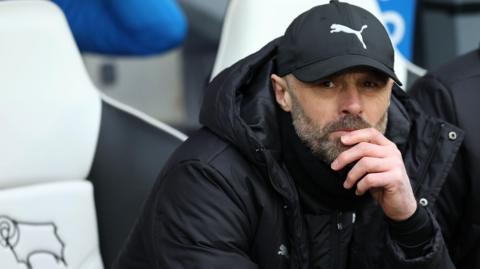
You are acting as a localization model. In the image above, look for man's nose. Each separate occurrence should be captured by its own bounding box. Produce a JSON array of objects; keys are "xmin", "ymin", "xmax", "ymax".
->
[{"xmin": 340, "ymin": 86, "xmax": 362, "ymax": 115}]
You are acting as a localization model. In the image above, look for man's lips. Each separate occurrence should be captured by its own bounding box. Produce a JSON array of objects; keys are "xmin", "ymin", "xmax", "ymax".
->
[
  {"xmin": 335, "ymin": 128, "xmax": 356, "ymax": 132},
  {"xmin": 330, "ymin": 129, "xmax": 356, "ymax": 138}
]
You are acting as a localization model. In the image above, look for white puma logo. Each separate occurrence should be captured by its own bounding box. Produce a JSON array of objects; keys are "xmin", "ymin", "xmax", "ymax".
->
[
  {"xmin": 277, "ymin": 244, "xmax": 289, "ymax": 258},
  {"xmin": 330, "ymin": 24, "xmax": 368, "ymax": 49}
]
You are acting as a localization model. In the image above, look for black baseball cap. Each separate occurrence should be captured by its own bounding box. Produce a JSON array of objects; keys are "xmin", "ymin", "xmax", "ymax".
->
[{"xmin": 276, "ymin": 0, "xmax": 402, "ymax": 85}]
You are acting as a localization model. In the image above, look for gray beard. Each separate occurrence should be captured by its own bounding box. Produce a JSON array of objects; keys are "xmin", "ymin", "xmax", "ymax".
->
[{"xmin": 289, "ymin": 94, "xmax": 388, "ymax": 164}]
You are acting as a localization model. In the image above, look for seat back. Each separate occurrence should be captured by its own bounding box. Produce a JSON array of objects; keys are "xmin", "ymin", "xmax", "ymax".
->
[
  {"xmin": 211, "ymin": 0, "xmax": 425, "ymax": 88},
  {"xmin": 0, "ymin": 1, "xmax": 103, "ymax": 268},
  {"xmin": 0, "ymin": 1, "xmax": 188, "ymax": 268},
  {"xmin": 88, "ymin": 94, "xmax": 187, "ymax": 268}
]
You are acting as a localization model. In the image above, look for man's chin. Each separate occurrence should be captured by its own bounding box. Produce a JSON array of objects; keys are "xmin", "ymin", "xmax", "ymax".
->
[
  {"xmin": 313, "ymin": 138, "xmax": 352, "ymax": 164},
  {"xmin": 330, "ymin": 145, "xmax": 352, "ymax": 160}
]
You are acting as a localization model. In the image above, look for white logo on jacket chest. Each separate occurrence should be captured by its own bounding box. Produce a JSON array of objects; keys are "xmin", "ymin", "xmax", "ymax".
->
[
  {"xmin": 330, "ymin": 23, "xmax": 368, "ymax": 49},
  {"xmin": 277, "ymin": 244, "xmax": 289, "ymax": 258}
]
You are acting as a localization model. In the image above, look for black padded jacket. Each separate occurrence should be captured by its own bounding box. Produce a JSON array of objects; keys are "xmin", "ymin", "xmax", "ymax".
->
[
  {"xmin": 409, "ymin": 49, "xmax": 480, "ymax": 268},
  {"xmin": 113, "ymin": 39, "xmax": 465, "ymax": 269}
]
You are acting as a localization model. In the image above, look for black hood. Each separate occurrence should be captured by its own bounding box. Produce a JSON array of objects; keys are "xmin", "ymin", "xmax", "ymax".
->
[{"xmin": 200, "ymin": 39, "xmax": 283, "ymax": 164}]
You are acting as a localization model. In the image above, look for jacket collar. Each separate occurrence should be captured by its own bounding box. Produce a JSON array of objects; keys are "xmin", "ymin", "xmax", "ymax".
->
[{"xmin": 200, "ymin": 38, "xmax": 282, "ymax": 164}]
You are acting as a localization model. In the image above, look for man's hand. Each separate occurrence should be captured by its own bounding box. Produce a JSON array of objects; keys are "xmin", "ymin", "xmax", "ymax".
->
[{"xmin": 330, "ymin": 128, "xmax": 417, "ymax": 221}]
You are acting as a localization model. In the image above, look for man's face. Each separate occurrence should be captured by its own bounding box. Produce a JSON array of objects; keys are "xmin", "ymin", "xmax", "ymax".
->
[{"xmin": 272, "ymin": 67, "xmax": 393, "ymax": 163}]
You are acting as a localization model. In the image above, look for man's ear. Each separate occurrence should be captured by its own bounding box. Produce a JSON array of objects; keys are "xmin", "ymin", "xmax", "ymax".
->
[{"xmin": 271, "ymin": 74, "xmax": 292, "ymax": 112}]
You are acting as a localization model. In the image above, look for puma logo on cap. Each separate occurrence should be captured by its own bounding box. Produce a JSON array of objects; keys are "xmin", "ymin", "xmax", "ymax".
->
[{"xmin": 330, "ymin": 24, "xmax": 368, "ymax": 49}]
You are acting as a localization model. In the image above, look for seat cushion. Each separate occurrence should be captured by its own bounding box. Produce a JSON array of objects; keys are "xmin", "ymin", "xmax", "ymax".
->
[{"xmin": 0, "ymin": 180, "xmax": 103, "ymax": 269}]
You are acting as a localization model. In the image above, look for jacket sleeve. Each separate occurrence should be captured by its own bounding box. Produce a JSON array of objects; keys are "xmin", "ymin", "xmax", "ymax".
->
[
  {"xmin": 150, "ymin": 161, "xmax": 259, "ymax": 269},
  {"xmin": 384, "ymin": 208, "xmax": 456, "ymax": 269}
]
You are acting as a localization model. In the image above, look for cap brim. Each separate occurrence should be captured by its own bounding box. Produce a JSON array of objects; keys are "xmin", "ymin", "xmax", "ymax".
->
[{"xmin": 292, "ymin": 54, "xmax": 402, "ymax": 86}]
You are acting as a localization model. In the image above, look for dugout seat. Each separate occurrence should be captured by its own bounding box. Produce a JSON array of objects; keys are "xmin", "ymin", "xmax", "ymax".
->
[{"xmin": 0, "ymin": 1, "xmax": 186, "ymax": 268}]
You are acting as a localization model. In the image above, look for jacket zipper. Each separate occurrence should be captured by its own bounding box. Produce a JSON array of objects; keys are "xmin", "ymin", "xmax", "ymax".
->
[
  {"xmin": 262, "ymin": 154, "xmax": 305, "ymax": 268},
  {"xmin": 413, "ymin": 123, "xmax": 444, "ymax": 195},
  {"xmin": 334, "ymin": 211, "xmax": 343, "ymax": 269}
]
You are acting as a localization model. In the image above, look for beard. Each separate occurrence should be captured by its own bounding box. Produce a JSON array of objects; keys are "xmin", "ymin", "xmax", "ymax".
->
[{"xmin": 289, "ymin": 94, "xmax": 388, "ymax": 164}]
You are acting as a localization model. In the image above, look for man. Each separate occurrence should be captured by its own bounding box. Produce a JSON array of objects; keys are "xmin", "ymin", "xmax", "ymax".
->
[
  {"xmin": 113, "ymin": 1, "xmax": 464, "ymax": 268},
  {"xmin": 409, "ymin": 48, "xmax": 480, "ymax": 268}
]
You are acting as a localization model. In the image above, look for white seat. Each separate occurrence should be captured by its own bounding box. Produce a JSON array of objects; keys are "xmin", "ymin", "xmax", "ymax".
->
[
  {"xmin": 211, "ymin": 0, "xmax": 426, "ymax": 88},
  {"xmin": 0, "ymin": 1, "xmax": 103, "ymax": 268},
  {"xmin": 0, "ymin": 1, "xmax": 186, "ymax": 268}
]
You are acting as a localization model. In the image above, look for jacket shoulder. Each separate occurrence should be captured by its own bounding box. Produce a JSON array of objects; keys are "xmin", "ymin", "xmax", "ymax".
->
[
  {"xmin": 430, "ymin": 49, "xmax": 480, "ymax": 86},
  {"xmin": 164, "ymin": 128, "xmax": 255, "ymax": 174},
  {"xmin": 158, "ymin": 128, "xmax": 268, "ymax": 201}
]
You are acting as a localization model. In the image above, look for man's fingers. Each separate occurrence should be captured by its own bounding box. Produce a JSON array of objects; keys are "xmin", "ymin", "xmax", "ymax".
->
[
  {"xmin": 354, "ymin": 172, "xmax": 391, "ymax": 195},
  {"xmin": 331, "ymin": 142, "xmax": 385, "ymax": 170},
  {"xmin": 341, "ymin": 127, "xmax": 392, "ymax": 147},
  {"xmin": 343, "ymin": 157, "xmax": 390, "ymax": 189}
]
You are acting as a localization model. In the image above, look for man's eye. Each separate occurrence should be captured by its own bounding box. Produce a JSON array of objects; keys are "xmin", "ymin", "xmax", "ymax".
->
[
  {"xmin": 363, "ymin": 81, "xmax": 378, "ymax": 88},
  {"xmin": 320, "ymin": 80, "xmax": 334, "ymax": 88}
]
